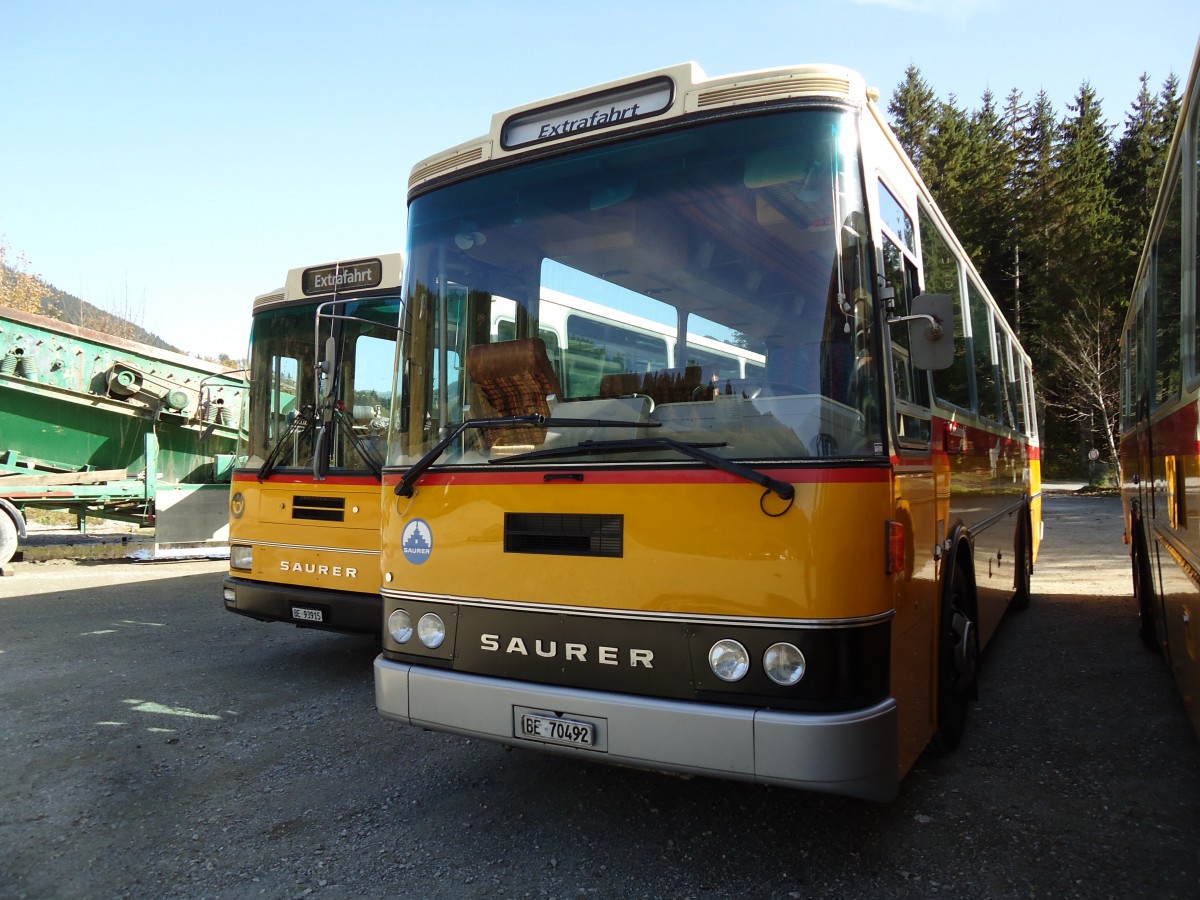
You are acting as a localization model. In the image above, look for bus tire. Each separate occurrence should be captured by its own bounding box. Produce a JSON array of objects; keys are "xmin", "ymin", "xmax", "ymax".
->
[
  {"xmin": 932, "ymin": 564, "xmax": 978, "ymax": 754},
  {"xmin": 0, "ymin": 511, "xmax": 17, "ymax": 568},
  {"xmin": 1131, "ymin": 521, "xmax": 1160, "ymax": 654},
  {"xmin": 1011, "ymin": 509, "xmax": 1033, "ymax": 611}
]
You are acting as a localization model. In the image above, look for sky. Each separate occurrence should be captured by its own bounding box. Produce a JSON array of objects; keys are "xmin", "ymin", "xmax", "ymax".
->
[{"xmin": 1, "ymin": 0, "xmax": 1197, "ymax": 360}]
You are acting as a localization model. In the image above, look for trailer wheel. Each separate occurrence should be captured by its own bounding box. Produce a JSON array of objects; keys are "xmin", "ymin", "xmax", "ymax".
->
[{"xmin": 0, "ymin": 512, "xmax": 17, "ymax": 568}]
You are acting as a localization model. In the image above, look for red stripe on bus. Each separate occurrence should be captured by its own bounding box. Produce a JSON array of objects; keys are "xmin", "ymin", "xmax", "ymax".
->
[
  {"xmin": 1121, "ymin": 402, "xmax": 1200, "ymax": 458},
  {"xmin": 380, "ymin": 467, "xmax": 890, "ymax": 489},
  {"xmin": 231, "ymin": 472, "xmax": 381, "ymax": 486}
]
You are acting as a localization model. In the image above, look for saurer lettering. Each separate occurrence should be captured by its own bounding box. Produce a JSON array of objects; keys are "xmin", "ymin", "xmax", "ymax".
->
[
  {"xmin": 480, "ymin": 633, "xmax": 653, "ymax": 668},
  {"xmin": 280, "ymin": 561, "xmax": 358, "ymax": 578}
]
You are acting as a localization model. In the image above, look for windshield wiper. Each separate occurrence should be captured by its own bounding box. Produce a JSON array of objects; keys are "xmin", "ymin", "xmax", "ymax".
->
[
  {"xmin": 394, "ymin": 415, "xmax": 659, "ymax": 498},
  {"xmin": 258, "ymin": 405, "xmax": 317, "ymax": 480},
  {"xmin": 313, "ymin": 406, "xmax": 383, "ymax": 481},
  {"xmin": 490, "ymin": 437, "xmax": 795, "ymax": 501}
]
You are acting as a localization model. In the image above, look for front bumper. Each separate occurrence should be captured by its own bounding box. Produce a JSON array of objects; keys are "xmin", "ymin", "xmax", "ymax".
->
[
  {"xmin": 374, "ymin": 655, "xmax": 899, "ymax": 802},
  {"xmin": 223, "ymin": 577, "xmax": 380, "ymax": 635}
]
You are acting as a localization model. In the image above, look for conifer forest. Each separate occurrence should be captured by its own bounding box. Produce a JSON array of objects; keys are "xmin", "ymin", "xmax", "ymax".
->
[{"xmin": 889, "ymin": 64, "xmax": 1182, "ymax": 481}]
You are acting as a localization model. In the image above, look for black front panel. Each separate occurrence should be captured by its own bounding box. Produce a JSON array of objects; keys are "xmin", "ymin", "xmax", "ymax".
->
[
  {"xmin": 382, "ymin": 598, "xmax": 890, "ymax": 712},
  {"xmin": 504, "ymin": 513, "xmax": 623, "ymax": 558},
  {"xmin": 292, "ymin": 495, "xmax": 346, "ymax": 522}
]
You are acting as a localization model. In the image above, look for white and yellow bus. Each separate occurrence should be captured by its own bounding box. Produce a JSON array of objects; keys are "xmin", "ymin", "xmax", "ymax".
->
[
  {"xmin": 223, "ymin": 254, "xmax": 402, "ymax": 634},
  {"xmin": 375, "ymin": 64, "xmax": 1040, "ymax": 801}
]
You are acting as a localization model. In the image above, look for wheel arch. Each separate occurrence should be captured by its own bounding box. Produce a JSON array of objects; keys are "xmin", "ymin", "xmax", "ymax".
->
[
  {"xmin": 942, "ymin": 522, "xmax": 978, "ymax": 616},
  {"xmin": 0, "ymin": 498, "xmax": 27, "ymax": 540}
]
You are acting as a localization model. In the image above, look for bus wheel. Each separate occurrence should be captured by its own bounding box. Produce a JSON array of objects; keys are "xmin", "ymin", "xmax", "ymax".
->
[
  {"xmin": 932, "ymin": 565, "xmax": 977, "ymax": 753},
  {"xmin": 0, "ymin": 513, "xmax": 17, "ymax": 569},
  {"xmin": 1132, "ymin": 525, "xmax": 1160, "ymax": 654},
  {"xmin": 1011, "ymin": 513, "xmax": 1032, "ymax": 611}
]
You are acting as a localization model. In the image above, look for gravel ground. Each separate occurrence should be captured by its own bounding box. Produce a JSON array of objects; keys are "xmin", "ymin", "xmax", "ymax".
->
[{"xmin": 0, "ymin": 491, "xmax": 1198, "ymax": 899}]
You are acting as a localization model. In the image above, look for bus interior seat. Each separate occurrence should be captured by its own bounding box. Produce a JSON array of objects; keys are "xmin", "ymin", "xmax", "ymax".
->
[
  {"xmin": 599, "ymin": 372, "xmax": 643, "ymax": 398},
  {"xmin": 641, "ymin": 365, "xmax": 717, "ymax": 404},
  {"xmin": 465, "ymin": 338, "xmax": 561, "ymax": 448}
]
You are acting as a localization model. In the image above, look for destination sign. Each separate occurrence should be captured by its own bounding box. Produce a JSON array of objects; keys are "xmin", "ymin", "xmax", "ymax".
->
[
  {"xmin": 301, "ymin": 258, "xmax": 383, "ymax": 295},
  {"xmin": 501, "ymin": 77, "xmax": 674, "ymax": 150}
]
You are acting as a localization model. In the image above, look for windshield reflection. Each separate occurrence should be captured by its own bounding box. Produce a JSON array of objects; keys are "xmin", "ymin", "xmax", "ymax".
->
[{"xmin": 391, "ymin": 107, "xmax": 880, "ymax": 469}]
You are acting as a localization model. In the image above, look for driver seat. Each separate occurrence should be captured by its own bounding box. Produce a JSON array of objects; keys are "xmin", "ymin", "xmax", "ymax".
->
[{"xmin": 465, "ymin": 338, "xmax": 561, "ymax": 449}]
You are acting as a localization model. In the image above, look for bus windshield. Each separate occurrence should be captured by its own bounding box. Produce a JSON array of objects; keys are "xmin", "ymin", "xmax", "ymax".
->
[
  {"xmin": 243, "ymin": 296, "xmax": 401, "ymax": 472},
  {"xmin": 391, "ymin": 107, "xmax": 879, "ymax": 468}
]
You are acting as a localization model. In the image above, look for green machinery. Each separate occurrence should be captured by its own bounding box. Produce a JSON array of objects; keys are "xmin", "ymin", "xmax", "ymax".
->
[{"xmin": 0, "ymin": 305, "xmax": 246, "ymax": 567}]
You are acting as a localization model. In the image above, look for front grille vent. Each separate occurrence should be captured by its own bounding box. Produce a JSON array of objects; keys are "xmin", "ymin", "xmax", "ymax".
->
[
  {"xmin": 292, "ymin": 495, "xmax": 345, "ymax": 522},
  {"xmin": 505, "ymin": 513, "xmax": 623, "ymax": 558}
]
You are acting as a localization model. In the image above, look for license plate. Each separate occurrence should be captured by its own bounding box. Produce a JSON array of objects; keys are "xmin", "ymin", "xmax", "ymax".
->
[
  {"xmin": 291, "ymin": 606, "xmax": 324, "ymax": 623},
  {"xmin": 519, "ymin": 712, "xmax": 595, "ymax": 748}
]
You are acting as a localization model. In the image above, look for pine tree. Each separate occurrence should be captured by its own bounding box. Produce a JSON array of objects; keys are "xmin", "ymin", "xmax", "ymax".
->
[
  {"xmin": 1045, "ymin": 82, "xmax": 1120, "ymax": 472},
  {"xmin": 923, "ymin": 95, "xmax": 971, "ymax": 224},
  {"xmin": 1154, "ymin": 72, "xmax": 1182, "ymax": 151},
  {"xmin": 1013, "ymin": 90, "xmax": 1058, "ymax": 366},
  {"xmin": 1109, "ymin": 74, "xmax": 1162, "ymax": 287},
  {"xmin": 888, "ymin": 65, "xmax": 938, "ymax": 167},
  {"xmin": 962, "ymin": 89, "xmax": 1018, "ymax": 312},
  {"xmin": 1001, "ymin": 88, "xmax": 1032, "ymax": 339}
]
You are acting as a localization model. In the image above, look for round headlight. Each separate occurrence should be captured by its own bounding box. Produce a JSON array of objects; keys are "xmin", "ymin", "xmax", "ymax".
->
[
  {"xmin": 388, "ymin": 609, "xmax": 413, "ymax": 644},
  {"xmin": 417, "ymin": 613, "xmax": 446, "ymax": 649},
  {"xmin": 764, "ymin": 642, "xmax": 806, "ymax": 686},
  {"xmin": 708, "ymin": 639, "xmax": 750, "ymax": 682}
]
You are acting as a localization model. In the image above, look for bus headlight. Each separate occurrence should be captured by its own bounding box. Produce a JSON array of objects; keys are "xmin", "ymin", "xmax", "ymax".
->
[
  {"xmin": 388, "ymin": 609, "xmax": 413, "ymax": 644},
  {"xmin": 417, "ymin": 613, "xmax": 446, "ymax": 649},
  {"xmin": 764, "ymin": 642, "xmax": 806, "ymax": 686},
  {"xmin": 708, "ymin": 639, "xmax": 750, "ymax": 682},
  {"xmin": 230, "ymin": 545, "xmax": 253, "ymax": 570}
]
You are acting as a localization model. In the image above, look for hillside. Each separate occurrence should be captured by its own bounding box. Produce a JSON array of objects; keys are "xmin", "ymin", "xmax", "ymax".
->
[
  {"xmin": 33, "ymin": 281, "xmax": 180, "ymax": 353},
  {"xmin": 1, "ymin": 260, "xmax": 180, "ymax": 353}
]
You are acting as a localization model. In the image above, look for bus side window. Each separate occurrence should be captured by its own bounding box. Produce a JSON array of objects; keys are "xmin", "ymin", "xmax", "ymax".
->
[
  {"xmin": 968, "ymin": 281, "xmax": 998, "ymax": 423},
  {"xmin": 920, "ymin": 206, "xmax": 970, "ymax": 411}
]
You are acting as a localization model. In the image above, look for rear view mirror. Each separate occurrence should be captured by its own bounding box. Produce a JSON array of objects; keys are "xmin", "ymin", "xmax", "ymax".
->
[{"xmin": 906, "ymin": 293, "xmax": 955, "ymax": 371}]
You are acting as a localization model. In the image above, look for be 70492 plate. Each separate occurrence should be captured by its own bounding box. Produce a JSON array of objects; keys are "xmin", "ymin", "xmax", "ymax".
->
[{"xmin": 517, "ymin": 711, "xmax": 595, "ymax": 749}]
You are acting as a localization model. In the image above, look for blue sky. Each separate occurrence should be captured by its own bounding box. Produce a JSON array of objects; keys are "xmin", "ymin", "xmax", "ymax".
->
[{"xmin": 1, "ymin": 0, "xmax": 1196, "ymax": 359}]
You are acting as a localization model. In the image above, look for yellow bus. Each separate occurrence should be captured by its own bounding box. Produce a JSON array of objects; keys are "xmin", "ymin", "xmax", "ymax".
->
[
  {"xmin": 223, "ymin": 254, "xmax": 402, "ymax": 634},
  {"xmin": 1120, "ymin": 38, "xmax": 1200, "ymax": 740},
  {"xmin": 375, "ymin": 63, "xmax": 1040, "ymax": 800}
]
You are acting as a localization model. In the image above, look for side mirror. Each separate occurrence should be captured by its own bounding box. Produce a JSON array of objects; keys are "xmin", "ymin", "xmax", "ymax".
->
[
  {"xmin": 906, "ymin": 293, "xmax": 955, "ymax": 371},
  {"xmin": 319, "ymin": 335, "xmax": 338, "ymax": 398}
]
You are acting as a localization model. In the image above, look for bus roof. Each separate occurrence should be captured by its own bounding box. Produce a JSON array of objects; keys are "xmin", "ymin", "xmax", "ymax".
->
[
  {"xmin": 253, "ymin": 252, "xmax": 404, "ymax": 312},
  {"xmin": 408, "ymin": 62, "xmax": 872, "ymax": 195}
]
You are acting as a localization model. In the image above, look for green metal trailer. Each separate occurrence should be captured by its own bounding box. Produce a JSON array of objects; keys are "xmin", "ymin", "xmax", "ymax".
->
[{"xmin": 0, "ymin": 305, "xmax": 245, "ymax": 567}]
